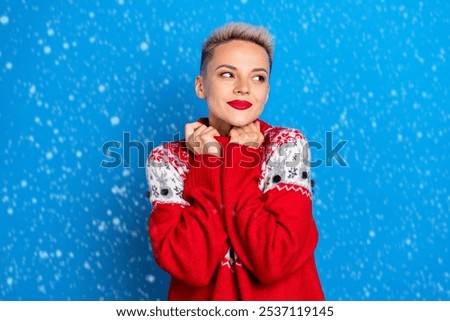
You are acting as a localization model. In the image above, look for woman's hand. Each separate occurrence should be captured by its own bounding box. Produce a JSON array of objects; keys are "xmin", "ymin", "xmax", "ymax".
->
[
  {"xmin": 185, "ymin": 122, "xmax": 221, "ymax": 156},
  {"xmin": 229, "ymin": 121, "xmax": 264, "ymax": 148}
]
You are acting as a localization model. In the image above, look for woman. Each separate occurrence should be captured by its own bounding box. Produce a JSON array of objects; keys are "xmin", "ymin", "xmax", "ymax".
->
[{"xmin": 147, "ymin": 22, "xmax": 324, "ymax": 300}]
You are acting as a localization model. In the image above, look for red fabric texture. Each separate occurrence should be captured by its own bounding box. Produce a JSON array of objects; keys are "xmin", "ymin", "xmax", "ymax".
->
[{"xmin": 147, "ymin": 119, "xmax": 325, "ymax": 300}]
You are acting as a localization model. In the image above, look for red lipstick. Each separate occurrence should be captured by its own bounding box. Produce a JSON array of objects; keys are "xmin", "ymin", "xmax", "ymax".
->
[{"xmin": 227, "ymin": 100, "xmax": 253, "ymax": 110}]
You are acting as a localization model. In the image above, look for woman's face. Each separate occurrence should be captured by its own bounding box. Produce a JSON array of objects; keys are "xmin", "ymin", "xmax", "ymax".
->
[{"xmin": 195, "ymin": 40, "xmax": 270, "ymax": 134}]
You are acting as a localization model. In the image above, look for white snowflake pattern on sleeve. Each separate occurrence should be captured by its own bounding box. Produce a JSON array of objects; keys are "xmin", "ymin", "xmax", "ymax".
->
[
  {"xmin": 146, "ymin": 143, "xmax": 190, "ymax": 206},
  {"xmin": 259, "ymin": 127, "xmax": 312, "ymax": 199}
]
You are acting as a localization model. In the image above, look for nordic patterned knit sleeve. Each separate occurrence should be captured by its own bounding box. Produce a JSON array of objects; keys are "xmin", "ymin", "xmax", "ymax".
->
[
  {"xmin": 221, "ymin": 128, "xmax": 319, "ymax": 285},
  {"xmin": 147, "ymin": 143, "xmax": 229, "ymax": 286}
]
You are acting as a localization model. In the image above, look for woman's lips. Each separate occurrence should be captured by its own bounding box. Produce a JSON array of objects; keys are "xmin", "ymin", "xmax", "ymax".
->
[{"xmin": 227, "ymin": 100, "xmax": 253, "ymax": 110}]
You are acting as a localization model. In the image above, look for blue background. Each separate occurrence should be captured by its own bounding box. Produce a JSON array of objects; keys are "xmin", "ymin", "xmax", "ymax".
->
[{"xmin": 1, "ymin": 0, "xmax": 448, "ymax": 300}]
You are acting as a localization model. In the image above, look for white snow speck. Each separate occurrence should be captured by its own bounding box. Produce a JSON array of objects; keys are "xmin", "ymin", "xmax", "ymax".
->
[
  {"xmin": 110, "ymin": 116, "xmax": 120, "ymax": 126},
  {"xmin": 111, "ymin": 185, "xmax": 126, "ymax": 196},
  {"xmin": 163, "ymin": 23, "xmax": 170, "ymax": 32},
  {"xmin": 98, "ymin": 85, "xmax": 106, "ymax": 93},
  {"xmin": 43, "ymin": 46, "xmax": 51, "ymax": 54},
  {"xmin": 29, "ymin": 85, "xmax": 36, "ymax": 94},
  {"xmin": 369, "ymin": 230, "xmax": 376, "ymax": 238},
  {"xmin": 0, "ymin": 15, "xmax": 9, "ymax": 25},
  {"xmin": 7, "ymin": 207, "xmax": 13, "ymax": 215},
  {"xmin": 145, "ymin": 274, "xmax": 155, "ymax": 283},
  {"xmin": 47, "ymin": 28, "xmax": 55, "ymax": 36},
  {"xmin": 98, "ymin": 221, "xmax": 106, "ymax": 232},
  {"xmin": 140, "ymin": 42, "xmax": 149, "ymax": 51},
  {"xmin": 112, "ymin": 217, "xmax": 120, "ymax": 226},
  {"xmin": 76, "ymin": 150, "xmax": 82, "ymax": 158},
  {"xmin": 46, "ymin": 151, "xmax": 53, "ymax": 160},
  {"xmin": 5, "ymin": 61, "xmax": 12, "ymax": 69}
]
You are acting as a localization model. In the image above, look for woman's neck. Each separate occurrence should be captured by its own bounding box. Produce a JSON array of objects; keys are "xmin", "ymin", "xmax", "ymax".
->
[{"xmin": 208, "ymin": 116, "xmax": 232, "ymax": 136}]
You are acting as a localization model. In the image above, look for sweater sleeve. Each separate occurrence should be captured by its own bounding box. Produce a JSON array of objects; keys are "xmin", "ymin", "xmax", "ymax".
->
[
  {"xmin": 222, "ymin": 130, "xmax": 318, "ymax": 285},
  {"xmin": 147, "ymin": 144, "xmax": 229, "ymax": 286}
]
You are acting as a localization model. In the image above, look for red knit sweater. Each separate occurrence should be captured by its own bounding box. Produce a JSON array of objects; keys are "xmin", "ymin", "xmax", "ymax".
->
[{"xmin": 146, "ymin": 119, "xmax": 324, "ymax": 300}]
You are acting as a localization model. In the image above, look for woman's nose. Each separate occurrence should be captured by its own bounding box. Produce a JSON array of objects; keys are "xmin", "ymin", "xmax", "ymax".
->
[{"xmin": 233, "ymin": 79, "xmax": 250, "ymax": 95}]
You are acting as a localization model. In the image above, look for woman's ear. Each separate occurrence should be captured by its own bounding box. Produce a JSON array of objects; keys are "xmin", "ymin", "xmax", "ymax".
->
[{"xmin": 195, "ymin": 76, "xmax": 206, "ymax": 99}]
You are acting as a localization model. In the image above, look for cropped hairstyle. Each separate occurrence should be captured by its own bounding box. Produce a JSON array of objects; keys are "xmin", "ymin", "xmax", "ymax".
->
[{"xmin": 200, "ymin": 22, "xmax": 274, "ymax": 75}]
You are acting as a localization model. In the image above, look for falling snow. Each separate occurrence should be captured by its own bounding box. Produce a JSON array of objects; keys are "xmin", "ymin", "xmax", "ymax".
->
[{"xmin": 0, "ymin": 1, "xmax": 448, "ymax": 301}]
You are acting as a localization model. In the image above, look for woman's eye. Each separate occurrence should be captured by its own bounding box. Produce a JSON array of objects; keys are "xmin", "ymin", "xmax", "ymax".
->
[
  {"xmin": 221, "ymin": 72, "xmax": 233, "ymax": 78},
  {"xmin": 253, "ymin": 75, "xmax": 266, "ymax": 82}
]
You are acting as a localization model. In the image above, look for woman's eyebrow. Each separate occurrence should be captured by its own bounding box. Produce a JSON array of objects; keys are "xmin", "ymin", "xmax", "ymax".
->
[
  {"xmin": 252, "ymin": 68, "xmax": 269, "ymax": 74},
  {"xmin": 215, "ymin": 64, "xmax": 268, "ymax": 74},
  {"xmin": 215, "ymin": 64, "xmax": 237, "ymax": 71}
]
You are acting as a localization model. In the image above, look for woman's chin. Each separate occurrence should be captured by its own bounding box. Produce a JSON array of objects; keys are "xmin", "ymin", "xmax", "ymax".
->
[{"xmin": 229, "ymin": 116, "xmax": 258, "ymax": 128}]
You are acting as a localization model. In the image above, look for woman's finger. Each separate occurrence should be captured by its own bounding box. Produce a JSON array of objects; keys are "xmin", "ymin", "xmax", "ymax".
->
[{"xmin": 185, "ymin": 121, "xmax": 203, "ymax": 139}]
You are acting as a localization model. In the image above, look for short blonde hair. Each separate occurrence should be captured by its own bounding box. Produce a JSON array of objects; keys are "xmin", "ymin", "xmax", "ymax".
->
[{"xmin": 200, "ymin": 22, "xmax": 274, "ymax": 75}]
